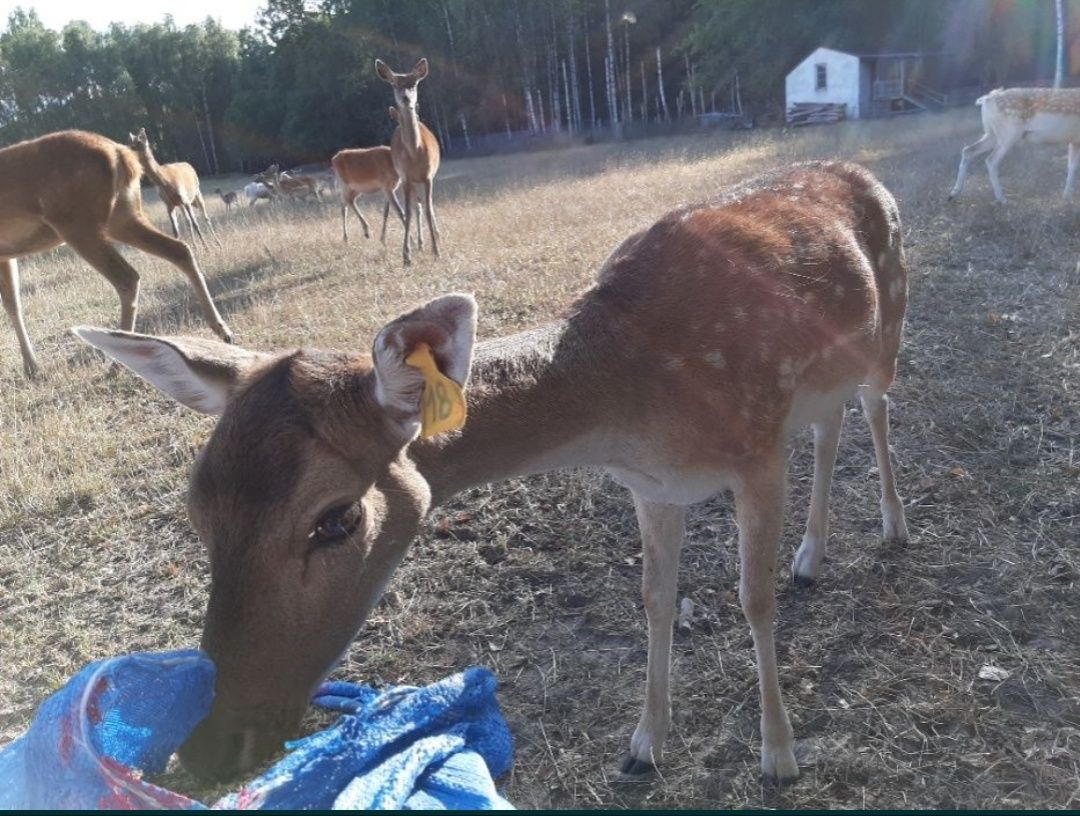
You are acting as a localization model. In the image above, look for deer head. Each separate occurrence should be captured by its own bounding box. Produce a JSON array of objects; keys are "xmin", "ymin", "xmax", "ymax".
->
[
  {"xmin": 127, "ymin": 127, "xmax": 150, "ymax": 155},
  {"xmin": 375, "ymin": 57, "xmax": 429, "ymax": 113},
  {"xmin": 73, "ymin": 293, "xmax": 477, "ymax": 780}
]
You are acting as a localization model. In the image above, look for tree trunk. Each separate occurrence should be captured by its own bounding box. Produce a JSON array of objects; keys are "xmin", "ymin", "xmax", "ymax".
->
[
  {"xmin": 202, "ymin": 84, "xmax": 219, "ymax": 175},
  {"xmin": 503, "ymin": 93, "xmax": 513, "ymax": 138},
  {"xmin": 604, "ymin": 0, "xmax": 619, "ymax": 128},
  {"xmin": 1056, "ymin": 0, "xmax": 1067, "ymax": 88},
  {"xmin": 458, "ymin": 112, "xmax": 471, "ymax": 151},
  {"xmin": 623, "ymin": 21, "xmax": 632, "ymax": 123},
  {"xmin": 567, "ymin": 9, "xmax": 583, "ymax": 132},
  {"xmin": 562, "ymin": 59, "xmax": 574, "ymax": 135},
  {"xmin": 640, "ymin": 59, "xmax": 647, "ymax": 121},
  {"xmin": 524, "ymin": 84, "xmax": 538, "ymax": 134},
  {"xmin": 584, "ymin": 8, "xmax": 597, "ymax": 128},
  {"xmin": 656, "ymin": 46, "xmax": 669, "ymax": 121}
]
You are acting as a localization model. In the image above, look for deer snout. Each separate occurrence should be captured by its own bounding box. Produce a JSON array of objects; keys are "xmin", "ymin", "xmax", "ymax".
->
[{"xmin": 178, "ymin": 703, "xmax": 300, "ymax": 781}]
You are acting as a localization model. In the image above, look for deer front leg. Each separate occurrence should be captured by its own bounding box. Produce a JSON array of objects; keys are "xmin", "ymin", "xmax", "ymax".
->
[
  {"xmin": 623, "ymin": 493, "xmax": 685, "ymax": 775},
  {"xmin": 1066, "ymin": 143, "xmax": 1079, "ymax": 199},
  {"xmin": 949, "ymin": 133, "xmax": 994, "ymax": 199},
  {"xmin": 735, "ymin": 453, "xmax": 798, "ymax": 784}
]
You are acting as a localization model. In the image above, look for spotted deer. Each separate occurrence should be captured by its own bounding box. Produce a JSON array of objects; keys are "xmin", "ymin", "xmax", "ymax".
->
[
  {"xmin": 0, "ymin": 129, "xmax": 232, "ymax": 378},
  {"xmin": 950, "ymin": 87, "xmax": 1080, "ymax": 203},
  {"xmin": 76, "ymin": 161, "xmax": 909, "ymax": 784}
]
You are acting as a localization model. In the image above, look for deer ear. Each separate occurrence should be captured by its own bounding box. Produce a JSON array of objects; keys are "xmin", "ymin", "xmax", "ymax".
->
[
  {"xmin": 413, "ymin": 58, "xmax": 429, "ymax": 80},
  {"xmin": 375, "ymin": 58, "xmax": 393, "ymax": 82},
  {"xmin": 72, "ymin": 327, "xmax": 265, "ymax": 415},
  {"xmin": 127, "ymin": 132, "xmax": 135, "ymax": 142},
  {"xmin": 371, "ymin": 294, "xmax": 477, "ymax": 437}
]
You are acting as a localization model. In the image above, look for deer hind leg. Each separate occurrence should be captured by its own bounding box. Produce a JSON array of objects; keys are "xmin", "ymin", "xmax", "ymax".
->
[
  {"xmin": 985, "ymin": 129, "xmax": 1020, "ymax": 204},
  {"xmin": 182, "ymin": 202, "xmax": 212, "ymax": 250},
  {"xmin": 1066, "ymin": 143, "xmax": 1079, "ymax": 198},
  {"xmin": 349, "ymin": 196, "xmax": 372, "ymax": 240},
  {"xmin": 0, "ymin": 258, "xmax": 39, "ymax": 378},
  {"xmin": 735, "ymin": 452, "xmax": 798, "ymax": 784},
  {"xmin": 623, "ymin": 494, "xmax": 685, "ymax": 775},
  {"xmin": 108, "ymin": 211, "xmax": 233, "ymax": 343},
  {"xmin": 382, "ymin": 187, "xmax": 406, "ymax": 244},
  {"xmin": 50, "ymin": 224, "xmax": 141, "ymax": 333},
  {"xmin": 168, "ymin": 207, "xmax": 183, "ymax": 240},
  {"xmin": 792, "ymin": 403, "xmax": 845, "ymax": 586},
  {"xmin": 424, "ymin": 181, "xmax": 440, "ymax": 258},
  {"xmin": 949, "ymin": 132, "xmax": 995, "ymax": 198},
  {"xmin": 859, "ymin": 386, "xmax": 908, "ymax": 543},
  {"xmin": 401, "ymin": 182, "xmax": 415, "ymax": 265}
]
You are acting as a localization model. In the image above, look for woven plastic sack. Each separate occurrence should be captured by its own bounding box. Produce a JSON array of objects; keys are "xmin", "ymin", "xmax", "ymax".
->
[{"xmin": 0, "ymin": 651, "xmax": 513, "ymax": 810}]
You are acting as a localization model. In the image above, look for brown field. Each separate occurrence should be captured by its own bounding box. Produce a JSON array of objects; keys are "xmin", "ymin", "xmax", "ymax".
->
[{"xmin": 1, "ymin": 111, "xmax": 1078, "ymax": 808}]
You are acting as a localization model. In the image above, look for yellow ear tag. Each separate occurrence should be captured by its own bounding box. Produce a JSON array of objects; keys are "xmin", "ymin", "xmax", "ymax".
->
[{"xmin": 404, "ymin": 343, "xmax": 467, "ymax": 438}]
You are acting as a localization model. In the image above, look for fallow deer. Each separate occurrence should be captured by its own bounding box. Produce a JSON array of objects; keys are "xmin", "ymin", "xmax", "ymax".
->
[
  {"xmin": 244, "ymin": 181, "xmax": 274, "ymax": 206},
  {"xmin": 330, "ymin": 143, "xmax": 405, "ymax": 243},
  {"xmin": 215, "ymin": 188, "xmax": 238, "ymax": 211},
  {"xmin": 256, "ymin": 164, "xmax": 321, "ymax": 203},
  {"xmin": 376, "ymin": 57, "xmax": 442, "ymax": 265},
  {"xmin": 128, "ymin": 128, "xmax": 220, "ymax": 250},
  {"xmin": 0, "ymin": 129, "xmax": 232, "ymax": 378},
  {"xmin": 76, "ymin": 161, "xmax": 909, "ymax": 785},
  {"xmin": 949, "ymin": 87, "xmax": 1080, "ymax": 203}
]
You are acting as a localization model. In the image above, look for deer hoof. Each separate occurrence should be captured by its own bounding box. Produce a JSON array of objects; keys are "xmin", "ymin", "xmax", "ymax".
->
[
  {"xmin": 620, "ymin": 755, "xmax": 656, "ymax": 777},
  {"xmin": 792, "ymin": 572, "xmax": 815, "ymax": 589}
]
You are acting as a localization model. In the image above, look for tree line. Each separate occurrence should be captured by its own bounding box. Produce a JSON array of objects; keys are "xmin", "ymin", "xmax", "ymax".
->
[{"xmin": 0, "ymin": 0, "xmax": 1070, "ymax": 175}]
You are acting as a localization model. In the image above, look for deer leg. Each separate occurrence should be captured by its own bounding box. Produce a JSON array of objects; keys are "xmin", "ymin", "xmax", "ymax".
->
[
  {"xmin": 0, "ymin": 258, "xmax": 39, "ymax": 378},
  {"xmin": 949, "ymin": 133, "xmax": 994, "ymax": 199},
  {"xmin": 108, "ymin": 212, "xmax": 233, "ymax": 343},
  {"xmin": 415, "ymin": 200, "xmax": 424, "ymax": 251},
  {"xmin": 792, "ymin": 403, "xmax": 845, "ymax": 586},
  {"xmin": 50, "ymin": 225, "xmax": 141, "ymax": 333},
  {"xmin": 1066, "ymin": 143, "xmax": 1079, "ymax": 199},
  {"xmin": 402, "ymin": 182, "xmax": 414, "ymax": 266},
  {"xmin": 350, "ymin": 197, "xmax": 372, "ymax": 240},
  {"xmin": 183, "ymin": 203, "xmax": 212, "ymax": 250},
  {"xmin": 196, "ymin": 194, "xmax": 223, "ymax": 248},
  {"xmin": 735, "ymin": 452, "xmax": 798, "ymax": 784},
  {"xmin": 622, "ymin": 494, "xmax": 685, "ymax": 775},
  {"xmin": 985, "ymin": 131, "xmax": 1019, "ymax": 204},
  {"xmin": 424, "ymin": 181, "xmax": 440, "ymax": 258},
  {"xmin": 168, "ymin": 207, "xmax": 183, "ymax": 240},
  {"xmin": 859, "ymin": 387, "xmax": 909, "ymax": 543},
  {"xmin": 382, "ymin": 188, "xmax": 406, "ymax": 244}
]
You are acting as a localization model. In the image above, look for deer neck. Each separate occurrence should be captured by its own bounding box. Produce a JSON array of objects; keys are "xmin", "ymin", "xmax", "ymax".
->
[
  {"xmin": 395, "ymin": 104, "xmax": 424, "ymax": 156},
  {"xmin": 137, "ymin": 148, "xmax": 170, "ymax": 191},
  {"xmin": 409, "ymin": 319, "xmax": 625, "ymax": 506}
]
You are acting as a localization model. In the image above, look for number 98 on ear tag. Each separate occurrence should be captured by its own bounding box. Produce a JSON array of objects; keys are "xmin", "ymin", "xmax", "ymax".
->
[{"xmin": 405, "ymin": 343, "xmax": 468, "ymax": 438}]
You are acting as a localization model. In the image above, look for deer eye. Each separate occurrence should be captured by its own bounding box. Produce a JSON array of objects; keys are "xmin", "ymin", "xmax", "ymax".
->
[{"xmin": 309, "ymin": 502, "xmax": 363, "ymax": 547}]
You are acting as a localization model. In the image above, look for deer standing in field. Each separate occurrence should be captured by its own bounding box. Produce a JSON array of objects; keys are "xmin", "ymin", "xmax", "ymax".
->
[
  {"xmin": 0, "ymin": 129, "xmax": 232, "ymax": 378},
  {"xmin": 256, "ymin": 164, "xmax": 322, "ymax": 203},
  {"xmin": 331, "ymin": 142, "xmax": 406, "ymax": 243},
  {"xmin": 215, "ymin": 188, "xmax": 238, "ymax": 211},
  {"xmin": 949, "ymin": 87, "xmax": 1080, "ymax": 203},
  {"xmin": 128, "ymin": 128, "xmax": 220, "ymax": 249},
  {"xmin": 376, "ymin": 57, "xmax": 441, "ymax": 264},
  {"xmin": 244, "ymin": 181, "xmax": 274, "ymax": 207},
  {"xmin": 77, "ymin": 161, "xmax": 909, "ymax": 785}
]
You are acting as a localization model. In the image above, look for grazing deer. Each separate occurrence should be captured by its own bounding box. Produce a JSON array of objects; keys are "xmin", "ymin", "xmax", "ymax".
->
[
  {"xmin": 0, "ymin": 130, "xmax": 231, "ymax": 377},
  {"xmin": 76, "ymin": 161, "xmax": 909, "ymax": 785},
  {"xmin": 244, "ymin": 181, "xmax": 274, "ymax": 206},
  {"xmin": 256, "ymin": 164, "xmax": 321, "ymax": 203},
  {"xmin": 128, "ymin": 128, "xmax": 220, "ymax": 249},
  {"xmin": 331, "ymin": 143, "xmax": 405, "ymax": 243},
  {"xmin": 949, "ymin": 87, "xmax": 1080, "ymax": 203},
  {"xmin": 376, "ymin": 57, "xmax": 442, "ymax": 265},
  {"xmin": 215, "ymin": 188, "xmax": 238, "ymax": 211}
]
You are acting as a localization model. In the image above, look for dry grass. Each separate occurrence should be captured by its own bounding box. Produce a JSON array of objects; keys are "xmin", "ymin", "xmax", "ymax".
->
[{"xmin": 1, "ymin": 111, "xmax": 1078, "ymax": 808}]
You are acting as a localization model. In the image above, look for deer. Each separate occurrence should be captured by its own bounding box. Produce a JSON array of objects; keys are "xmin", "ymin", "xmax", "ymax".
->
[
  {"xmin": 215, "ymin": 188, "xmax": 238, "ymax": 211},
  {"xmin": 949, "ymin": 87, "xmax": 1080, "ymax": 203},
  {"xmin": 128, "ymin": 128, "xmax": 221, "ymax": 250},
  {"xmin": 330, "ymin": 142, "xmax": 406, "ymax": 243},
  {"xmin": 0, "ymin": 129, "xmax": 232, "ymax": 378},
  {"xmin": 256, "ymin": 164, "xmax": 321, "ymax": 203},
  {"xmin": 244, "ymin": 181, "xmax": 274, "ymax": 207},
  {"xmin": 376, "ymin": 57, "xmax": 442, "ymax": 265},
  {"xmin": 75, "ymin": 160, "xmax": 909, "ymax": 786}
]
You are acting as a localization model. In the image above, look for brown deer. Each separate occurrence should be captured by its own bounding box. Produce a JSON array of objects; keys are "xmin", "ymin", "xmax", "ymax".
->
[
  {"xmin": 215, "ymin": 188, "xmax": 238, "ymax": 210},
  {"xmin": 128, "ymin": 128, "xmax": 220, "ymax": 250},
  {"xmin": 76, "ymin": 161, "xmax": 909, "ymax": 785},
  {"xmin": 256, "ymin": 164, "xmax": 322, "ymax": 203},
  {"xmin": 0, "ymin": 129, "xmax": 232, "ymax": 377},
  {"xmin": 376, "ymin": 57, "xmax": 441, "ymax": 264},
  {"xmin": 330, "ymin": 143, "xmax": 405, "ymax": 242}
]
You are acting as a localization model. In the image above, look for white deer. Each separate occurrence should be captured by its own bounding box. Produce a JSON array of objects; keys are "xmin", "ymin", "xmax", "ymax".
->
[{"xmin": 949, "ymin": 87, "xmax": 1080, "ymax": 203}]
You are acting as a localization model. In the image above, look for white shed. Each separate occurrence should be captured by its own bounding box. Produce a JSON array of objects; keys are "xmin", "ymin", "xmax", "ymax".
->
[
  {"xmin": 785, "ymin": 47, "xmax": 871, "ymax": 120},
  {"xmin": 785, "ymin": 47, "xmax": 947, "ymax": 122}
]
